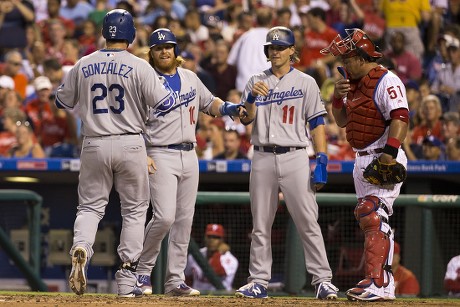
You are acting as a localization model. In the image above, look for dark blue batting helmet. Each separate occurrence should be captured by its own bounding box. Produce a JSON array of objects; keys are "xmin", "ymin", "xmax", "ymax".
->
[
  {"xmin": 149, "ymin": 28, "xmax": 180, "ymax": 56},
  {"xmin": 102, "ymin": 9, "xmax": 136, "ymax": 44},
  {"xmin": 263, "ymin": 26, "xmax": 295, "ymax": 58}
]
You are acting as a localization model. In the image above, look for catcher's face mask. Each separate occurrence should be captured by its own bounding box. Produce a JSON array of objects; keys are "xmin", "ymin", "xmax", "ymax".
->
[{"xmin": 320, "ymin": 28, "xmax": 382, "ymax": 59}]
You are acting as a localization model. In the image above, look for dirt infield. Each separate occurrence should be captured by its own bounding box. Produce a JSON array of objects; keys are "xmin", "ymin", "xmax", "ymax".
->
[{"xmin": 1, "ymin": 293, "xmax": 460, "ymax": 307}]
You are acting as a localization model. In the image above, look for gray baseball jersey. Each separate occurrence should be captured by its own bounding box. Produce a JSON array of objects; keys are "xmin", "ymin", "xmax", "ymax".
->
[
  {"xmin": 137, "ymin": 67, "xmax": 215, "ymax": 293},
  {"xmin": 56, "ymin": 49, "xmax": 172, "ymax": 294},
  {"xmin": 242, "ymin": 68, "xmax": 333, "ymax": 287}
]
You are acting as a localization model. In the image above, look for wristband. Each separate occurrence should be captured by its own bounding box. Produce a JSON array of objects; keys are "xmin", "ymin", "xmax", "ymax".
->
[
  {"xmin": 383, "ymin": 144, "xmax": 399, "ymax": 159},
  {"xmin": 247, "ymin": 93, "xmax": 257, "ymax": 104},
  {"xmin": 331, "ymin": 96, "xmax": 344, "ymax": 109},
  {"xmin": 386, "ymin": 137, "xmax": 401, "ymax": 148}
]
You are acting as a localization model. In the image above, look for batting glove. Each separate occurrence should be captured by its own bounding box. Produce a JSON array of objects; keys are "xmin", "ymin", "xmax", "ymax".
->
[
  {"xmin": 312, "ymin": 152, "xmax": 328, "ymax": 186},
  {"xmin": 220, "ymin": 101, "xmax": 243, "ymax": 119}
]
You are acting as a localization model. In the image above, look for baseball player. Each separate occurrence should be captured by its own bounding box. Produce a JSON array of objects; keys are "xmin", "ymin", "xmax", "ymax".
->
[
  {"xmin": 135, "ymin": 28, "xmax": 245, "ymax": 296},
  {"xmin": 444, "ymin": 254, "xmax": 460, "ymax": 297},
  {"xmin": 321, "ymin": 28, "xmax": 409, "ymax": 301},
  {"xmin": 235, "ymin": 26, "xmax": 339, "ymax": 300},
  {"xmin": 55, "ymin": 10, "xmax": 173, "ymax": 297},
  {"xmin": 184, "ymin": 224, "xmax": 239, "ymax": 291}
]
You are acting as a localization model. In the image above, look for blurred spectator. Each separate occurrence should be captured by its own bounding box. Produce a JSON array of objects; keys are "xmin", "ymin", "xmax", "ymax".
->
[
  {"xmin": 42, "ymin": 58, "xmax": 65, "ymax": 91},
  {"xmin": 385, "ymin": 31, "xmax": 422, "ymax": 84},
  {"xmin": 2, "ymin": 88, "xmax": 23, "ymax": 111},
  {"xmin": 88, "ymin": 0, "xmax": 109, "ymax": 29},
  {"xmin": 0, "ymin": 75, "xmax": 15, "ymax": 102},
  {"xmin": 137, "ymin": 0, "xmax": 186, "ymax": 26},
  {"xmin": 331, "ymin": 0, "xmax": 365, "ymax": 39},
  {"xmin": 181, "ymin": 50, "xmax": 216, "ymax": 94},
  {"xmin": 38, "ymin": 0, "xmax": 75, "ymax": 45},
  {"xmin": 0, "ymin": 0, "xmax": 35, "ymax": 58},
  {"xmin": 214, "ymin": 127, "xmax": 247, "ymax": 159},
  {"xmin": 405, "ymin": 80, "xmax": 423, "ymax": 128},
  {"xmin": 227, "ymin": 7, "xmax": 272, "ymax": 91},
  {"xmin": 442, "ymin": 112, "xmax": 460, "ymax": 141},
  {"xmin": 0, "ymin": 107, "xmax": 25, "ymax": 156},
  {"xmin": 328, "ymin": 127, "xmax": 355, "ymax": 161},
  {"xmin": 380, "ymin": 0, "xmax": 431, "ymax": 61},
  {"xmin": 422, "ymin": 135, "xmax": 446, "ymax": 160},
  {"xmin": 185, "ymin": 224, "xmax": 239, "ymax": 291},
  {"xmin": 0, "ymin": 50, "xmax": 28, "ymax": 99},
  {"xmin": 393, "ymin": 242, "xmax": 420, "ymax": 297},
  {"xmin": 201, "ymin": 117, "xmax": 224, "ymax": 160},
  {"xmin": 425, "ymin": 27, "xmax": 460, "ymax": 84},
  {"xmin": 444, "ymin": 0, "xmax": 460, "ymax": 25},
  {"xmin": 184, "ymin": 9, "xmax": 209, "ymax": 47},
  {"xmin": 275, "ymin": 7, "xmax": 292, "ymax": 28},
  {"xmin": 360, "ymin": 0, "xmax": 385, "ymax": 48},
  {"xmin": 195, "ymin": 112, "xmax": 213, "ymax": 159},
  {"xmin": 7, "ymin": 120, "xmax": 45, "ymax": 158},
  {"xmin": 430, "ymin": 36, "xmax": 460, "ymax": 113},
  {"xmin": 45, "ymin": 20, "xmax": 67, "ymax": 63},
  {"xmin": 444, "ymin": 254, "xmax": 460, "ymax": 297},
  {"xmin": 425, "ymin": 0, "xmax": 449, "ymax": 58},
  {"xmin": 231, "ymin": 11, "xmax": 253, "ymax": 43},
  {"xmin": 27, "ymin": 40, "xmax": 47, "ymax": 78},
  {"xmin": 446, "ymin": 136, "xmax": 460, "ymax": 160},
  {"xmin": 411, "ymin": 94, "xmax": 443, "ymax": 145},
  {"xmin": 220, "ymin": 3, "xmax": 243, "ymax": 44},
  {"xmin": 169, "ymin": 18, "xmax": 190, "ymax": 50},
  {"xmin": 59, "ymin": 0, "xmax": 94, "ymax": 30},
  {"xmin": 25, "ymin": 76, "xmax": 78, "ymax": 154},
  {"xmin": 62, "ymin": 39, "xmax": 81, "ymax": 66},
  {"xmin": 206, "ymin": 40, "xmax": 236, "ymax": 99},
  {"xmin": 77, "ymin": 20, "xmax": 97, "ymax": 57},
  {"xmin": 301, "ymin": 7, "xmax": 338, "ymax": 85}
]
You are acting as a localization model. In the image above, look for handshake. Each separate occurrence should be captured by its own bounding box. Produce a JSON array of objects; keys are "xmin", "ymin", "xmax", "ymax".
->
[{"xmin": 220, "ymin": 101, "xmax": 248, "ymax": 119}]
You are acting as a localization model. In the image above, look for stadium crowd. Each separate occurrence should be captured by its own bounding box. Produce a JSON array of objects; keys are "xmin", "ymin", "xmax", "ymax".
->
[{"xmin": 0, "ymin": 0, "xmax": 459, "ymax": 160}]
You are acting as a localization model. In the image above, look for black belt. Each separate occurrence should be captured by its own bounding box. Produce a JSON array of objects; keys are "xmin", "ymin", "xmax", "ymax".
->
[
  {"xmin": 254, "ymin": 145, "xmax": 304, "ymax": 154},
  {"xmin": 357, "ymin": 148, "xmax": 383, "ymax": 156},
  {"xmin": 155, "ymin": 143, "xmax": 195, "ymax": 151}
]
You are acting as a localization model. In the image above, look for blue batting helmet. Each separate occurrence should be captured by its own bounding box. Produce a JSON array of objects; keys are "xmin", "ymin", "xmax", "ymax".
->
[
  {"xmin": 102, "ymin": 9, "xmax": 136, "ymax": 44},
  {"xmin": 263, "ymin": 26, "xmax": 295, "ymax": 58},
  {"xmin": 149, "ymin": 28, "xmax": 180, "ymax": 56}
]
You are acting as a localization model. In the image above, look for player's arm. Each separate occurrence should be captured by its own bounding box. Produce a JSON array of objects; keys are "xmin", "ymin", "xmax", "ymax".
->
[
  {"xmin": 331, "ymin": 68, "xmax": 350, "ymax": 127},
  {"xmin": 310, "ymin": 116, "xmax": 328, "ymax": 191},
  {"xmin": 209, "ymin": 98, "xmax": 247, "ymax": 119},
  {"xmin": 380, "ymin": 113, "xmax": 409, "ymax": 163},
  {"xmin": 379, "ymin": 76, "xmax": 410, "ymax": 164}
]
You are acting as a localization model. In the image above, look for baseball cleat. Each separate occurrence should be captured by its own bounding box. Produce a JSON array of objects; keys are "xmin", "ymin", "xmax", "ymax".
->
[
  {"xmin": 136, "ymin": 274, "xmax": 152, "ymax": 295},
  {"xmin": 69, "ymin": 247, "xmax": 88, "ymax": 295},
  {"xmin": 118, "ymin": 285, "xmax": 143, "ymax": 298},
  {"xmin": 235, "ymin": 282, "xmax": 268, "ymax": 298},
  {"xmin": 346, "ymin": 287, "xmax": 384, "ymax": 301},
  {"xmin": 315, "ymin": 281, "xmax": 339, "ymax": 300},
  {"xmin": 165, "ymin": 283, "xmax": 200, "ymax": 296}
]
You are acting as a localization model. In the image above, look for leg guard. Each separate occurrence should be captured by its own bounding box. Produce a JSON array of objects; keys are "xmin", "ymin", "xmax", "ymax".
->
[{"xmin": 354, "ymin": 196, "xmax": 392, "ymax": 288}]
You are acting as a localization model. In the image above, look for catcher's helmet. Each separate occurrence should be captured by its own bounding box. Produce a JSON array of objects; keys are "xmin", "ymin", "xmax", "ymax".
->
[
  {"xmin": 263, "ymin": 26, "xmax": 295, "ymax": 58},
  {"xmin": 149, "ymin": 28, "xmax": 180, "ymax": 56},
  {"xmin": 320, "ymin": 28, "xmax": 382, "ymax": 60},
  {"xmin": 102, "ymin": 9, "xmax": 136, "ymax": 44}
]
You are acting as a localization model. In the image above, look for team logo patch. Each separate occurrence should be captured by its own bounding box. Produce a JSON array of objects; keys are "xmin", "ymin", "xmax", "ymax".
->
[{"xmin": 157, "ymin": 32, "xmax": 166, "ymax": 40}]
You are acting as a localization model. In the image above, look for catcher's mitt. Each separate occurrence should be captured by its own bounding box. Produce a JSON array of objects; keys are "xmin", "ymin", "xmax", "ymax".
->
[{"xmin": 363, "ymin": 158, "xmax": 407, "ymax": 185}]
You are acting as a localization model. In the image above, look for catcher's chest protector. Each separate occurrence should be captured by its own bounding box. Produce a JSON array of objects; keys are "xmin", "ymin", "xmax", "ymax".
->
[{"xmin": 345, "ymin": 66, "xmax": 388, "ymax": 149}]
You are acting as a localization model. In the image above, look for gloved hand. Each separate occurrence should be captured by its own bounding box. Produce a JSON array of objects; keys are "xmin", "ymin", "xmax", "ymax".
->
[
  {"xmin": 220, "ymin": 101, "xmax": 246, "ymax": 119},
  {"xmin": 312, "ymin": 152, "xmax": 328, "ymax": 190}
]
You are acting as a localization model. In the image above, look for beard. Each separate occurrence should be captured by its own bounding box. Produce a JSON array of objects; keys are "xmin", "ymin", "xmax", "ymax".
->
[{"xmin": 154, "ymin": 57, "xmax": 176, "ymax": 74}]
